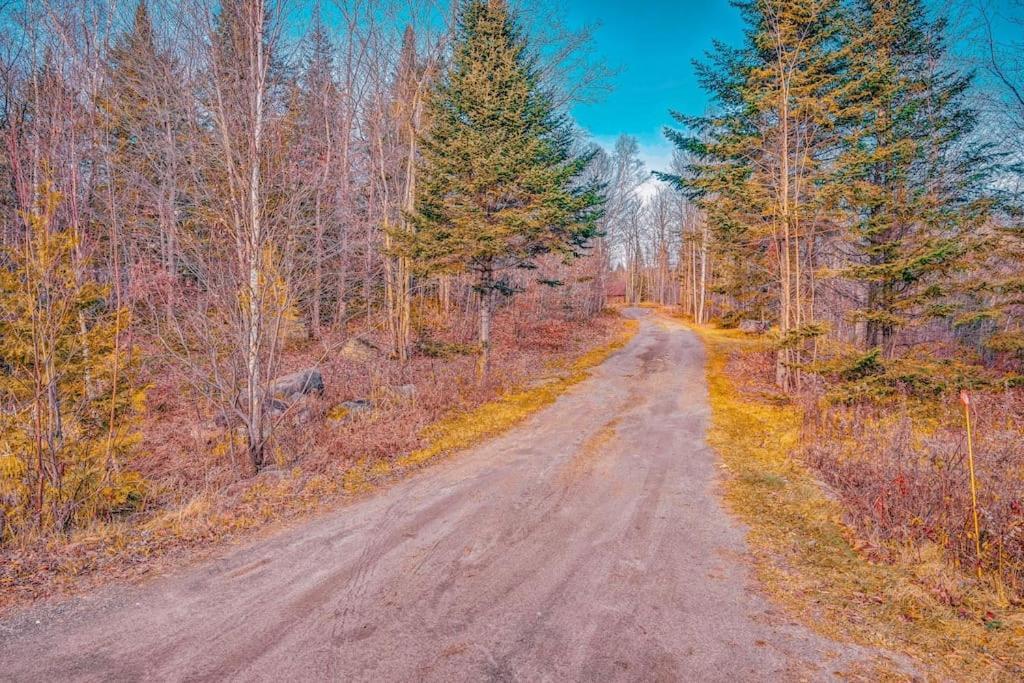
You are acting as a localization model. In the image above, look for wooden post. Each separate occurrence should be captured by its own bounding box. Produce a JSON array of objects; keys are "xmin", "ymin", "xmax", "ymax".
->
[{"xmin": 961, "ymin": 390, "xmax": 983, "ymax": 578}]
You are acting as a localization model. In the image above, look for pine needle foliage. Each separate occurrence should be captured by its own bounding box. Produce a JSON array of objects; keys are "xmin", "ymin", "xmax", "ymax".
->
[
  {"xmin": 665, "ymin": 0, "xmax": 1006, "ymax": 393},
  {"xmin": 827, "ymin": 0, "xmax": 1000, "ymax": 356},
  {"xmin": 663, "ymin": 0, "xmax": 848, "ymax": 389},
  {"xmin": 405, "ymin": 0, "xmax": 603, "ymax": 374}
]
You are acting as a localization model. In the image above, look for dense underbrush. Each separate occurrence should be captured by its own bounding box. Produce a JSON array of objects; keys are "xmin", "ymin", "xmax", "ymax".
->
[
  {"xmin": 803, "ymin": 392, "xmax": 1024, "ymax": 601},
  {"xmin": 707, "ymin": 321, "xmax": 1024, "ymax": 603}
]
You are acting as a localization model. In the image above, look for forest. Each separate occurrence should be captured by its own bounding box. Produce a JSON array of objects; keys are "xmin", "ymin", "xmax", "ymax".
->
[
  {"xmin": 1, "ymin": 0, "xmax": 1024, "ymax": 671},
  {"xmin": 658, "ymin": 0, "xmax": 1024, "ymax": 601},
  {"xmin": 0, "ymin": 0, "xmax": 621, "ymax": 576}
]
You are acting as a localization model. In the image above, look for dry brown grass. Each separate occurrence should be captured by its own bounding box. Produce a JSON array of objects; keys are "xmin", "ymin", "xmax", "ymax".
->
[
  {"xmin": 803, "ymin": 395, "xmax": 1024, "ymax": 600},
  {"xmin": 695, "ymin": 324, "xmax": 1024, "ymax": 681}
]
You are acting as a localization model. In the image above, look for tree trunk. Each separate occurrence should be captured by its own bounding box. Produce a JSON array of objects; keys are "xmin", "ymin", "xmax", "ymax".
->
[
  {"xmin": 478, "ymin": 274, "xmax": 493, "ymax": 379},
  {"xmin": 479, "ymin": 284, "xmax": 491, "ymax": 378},
  {"xmin": 438, "ymin": 275, "xmax": 451, "ymax": 317},
  {"xmin": 311, "ymin": 191, "xmax": 324, "ymax": 341},
  {"xmin": 698, "ymin": 220, "xmax": 709, "ymax": 325}
]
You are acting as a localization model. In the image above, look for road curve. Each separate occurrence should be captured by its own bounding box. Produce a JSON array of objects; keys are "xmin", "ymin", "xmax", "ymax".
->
[{"xmin": 1, "ymin": 309, "xmax": 878, "ymax": 681}]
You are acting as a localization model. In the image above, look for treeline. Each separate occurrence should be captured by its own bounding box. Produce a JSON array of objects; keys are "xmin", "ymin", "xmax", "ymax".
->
[
  {"xmin": 664, "ymin": 0, "xmax": 1024, "ymax": 395},
  {"xmin": 591, "ymin": 135, "xmax": 707, "ymax": 314},
  {"xmin": 0, "ymin": 0, "xmax": 608, "ymax": 539},
  {"xmin": 653, "ymin": 0, "xmax": 1024, "ymax": 592}
]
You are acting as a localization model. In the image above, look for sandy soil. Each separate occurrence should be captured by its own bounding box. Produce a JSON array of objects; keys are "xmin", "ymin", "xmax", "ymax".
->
[{"xmin": 0, "ymin": 310, "xmax": 898, "ymax": 681}]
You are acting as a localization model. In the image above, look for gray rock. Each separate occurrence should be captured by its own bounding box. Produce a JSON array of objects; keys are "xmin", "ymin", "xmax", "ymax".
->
[
  {"xmin": 265, "ymin": 398, "xmax": 290, "ymax": 418},
  {"xmin": 738, "ymin": 320, "xmax": 771, "ymax": 334},
  {"xmin": 212, "ymin": 369, "xmax": 323, "ymax": 430},
  {"xmin": 269, "ymin": 368, "xmax": 324, "ymax": 400},
  {"xmin": 341, "ymin": 337, "xmax": 383, "ymax": 362}
]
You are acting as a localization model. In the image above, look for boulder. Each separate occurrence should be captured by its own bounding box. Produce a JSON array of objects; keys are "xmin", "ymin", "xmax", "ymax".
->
[
  {"xmin": 738, "ymin": 320, "xmax": 771, "ymax": 334},
  {"xmin": 269, "ymin": 368, "xmax": 324, "ymax": 401},
  {"xmin": 341, "ymin": 337, "xmax": 383, "ymax": 362},
  {"xmin": 265, "ymin": 398, "xmax": 290, "ymax": 418},
  {"xmin": 212, "ymin": 369, "xmax": 323, "ymax": 431}
]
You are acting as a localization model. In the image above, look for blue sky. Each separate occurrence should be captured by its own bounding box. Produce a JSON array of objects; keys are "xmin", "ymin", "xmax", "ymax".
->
[
  {"xmin": 561, "ymin": 0, "xmax": 745, "ymax": 175},
  {"xmin": 283, "ymin": 0, "xmax": 1018, "ymax": 176},
  {"xmin": 558, "ymin": 0, "xmax": 1020, "ymax": 176}
]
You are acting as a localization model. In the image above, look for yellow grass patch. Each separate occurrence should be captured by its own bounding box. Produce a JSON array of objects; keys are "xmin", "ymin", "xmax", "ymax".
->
[
  {"xmin": 695, "ymin": 325, "xmax": 1024, "ymax": 681},
  {"xmin": 393, "ymin": 318, "xmax": 639, "ymax": 472}
]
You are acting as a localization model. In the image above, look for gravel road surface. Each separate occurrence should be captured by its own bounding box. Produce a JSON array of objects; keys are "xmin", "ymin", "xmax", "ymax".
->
[{"xmin": 0, "ymin": 310, "xmax": 892, "ymax": 681}]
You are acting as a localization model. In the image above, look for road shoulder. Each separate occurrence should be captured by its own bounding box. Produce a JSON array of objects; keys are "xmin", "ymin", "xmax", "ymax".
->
[{"xmin": 693, "ymin": 321, "xmax": 1022, "ymax": 680}]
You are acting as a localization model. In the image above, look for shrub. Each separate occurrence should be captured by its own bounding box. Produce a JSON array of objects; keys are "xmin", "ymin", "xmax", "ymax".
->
[{"xmin": 0, "ymin": 188, "xmax": 145, "ymax": 541}]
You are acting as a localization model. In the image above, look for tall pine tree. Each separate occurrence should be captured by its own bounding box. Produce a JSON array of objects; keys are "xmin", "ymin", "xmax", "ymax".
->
[
  {"xmin": 407, "ymin": 0, "xmax": 602, "ymax": 375},
  {"xmin": 828, "ymin": 0, "xmax": 997, "ymax": 358},
  {"xmin": 664, "ymin": 0, "xmax": 847, "ymax": 390}
]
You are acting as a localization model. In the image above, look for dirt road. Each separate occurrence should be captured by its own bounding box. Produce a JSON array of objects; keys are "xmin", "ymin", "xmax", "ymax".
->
[{"xmin": 0, "ymin": 310, "xmax": 884, "ymax": 681}]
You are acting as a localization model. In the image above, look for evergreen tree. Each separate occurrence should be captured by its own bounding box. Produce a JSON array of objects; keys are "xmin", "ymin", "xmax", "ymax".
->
[
  {"xmin": 292, "ymin": 8, "xmax": 340, "ymax": 340},
  {"xmin": 828, "ymin": 0, "xmax": 997, "ymax": 357},
  {"xmin": 664, "ymin": 0, "xmax": 846, "ymax": 389},
  {"xmin": 407, "ymin": 0, "xmax": 602, "ymax": 375},
  {"xmin": 100, "ymin": 0, "xmax": 185, "ymax": 275}
]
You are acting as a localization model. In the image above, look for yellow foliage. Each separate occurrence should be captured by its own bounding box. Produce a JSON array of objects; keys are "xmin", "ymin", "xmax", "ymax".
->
[
  {"xmin": 342, "ymin": 459, "xmax": 374, "ymax": 494},
  {"xmin": 0, "ymin": 186, "xmax": 145, "ymax": 540},
  {"xmin": 209, "ymin": 430, "xmax": 245, "ymax": 460},
  {"xmin": 99, "ymin": 471, "xmax": 147, "ymax": 514},
  {"xmin": 326, "ymin": 405, "xmax": 351, "ymax": 421}
]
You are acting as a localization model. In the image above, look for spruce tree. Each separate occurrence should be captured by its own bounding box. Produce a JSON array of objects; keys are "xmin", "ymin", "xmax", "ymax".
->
[
  {"xmin": 407, "ymin": 0, "xmax": 602, "ymax": 375},
  {"xmin": 100, "ymin": 0, "xmax": 185, "ymax": 275},
  {"xmin": 663, "ymin": 0, "xmax": 846, "ymax": 389},
  {"xmin": 828, "ymin": 0, "xmax": 997, "ymax": 357}
]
